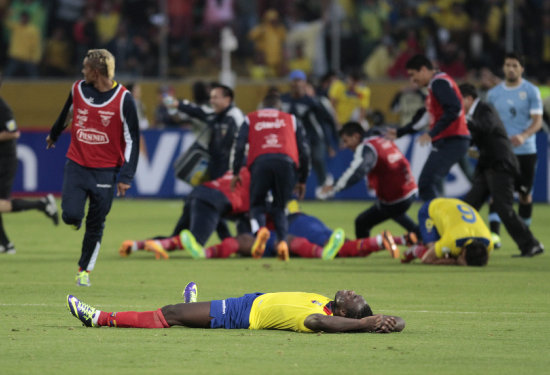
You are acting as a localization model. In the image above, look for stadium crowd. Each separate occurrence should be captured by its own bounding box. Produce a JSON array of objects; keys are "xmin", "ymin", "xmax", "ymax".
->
[
  {"xmin": 1, "ymin": 1, "xmax": 547, "ymax": 272},
  {"xmin": 1, "ymin": 0, "xmax": 550, "ymax": 81}
]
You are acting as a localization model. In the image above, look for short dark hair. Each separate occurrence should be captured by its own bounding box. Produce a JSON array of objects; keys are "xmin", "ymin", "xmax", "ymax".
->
[
  {"xmin": 504, "ymin": 52, "xmax": 525, "ymax": 67},
  {"xmin": 347, "ymin": 69, "xmax": 363, "ymax": 82},
  {"xmin": 339, "ymin": 121, "xmax": 365, "ymax": 138},
  {"xmin": 192, "ymin": 81, "xmax": 210, "ymax": 104},
  {"xmin": 262, "ymin": 93, "xmax": 281, "ymax": 109},
  {"xmin": 406, "ymin": 54, "xmax": 433, "ymax": 71},
  {"xmin": 346, "ymin": 303, "xmax": 373, "ymax": 319},
  {"xmin": 464, "ymin": 240, "xmax": 489, "ymax": 266},
  {"xmin": 459, "ymin": 83, "xmax": 478, "ymax": 100},
  {"xmin": 211, "ymin": 83, "xmax": 234, "ymax": 100}
]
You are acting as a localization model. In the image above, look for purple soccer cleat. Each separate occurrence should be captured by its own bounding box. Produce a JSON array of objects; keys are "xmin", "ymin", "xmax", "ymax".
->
[{"xmin": 182, "ymin": 282, "xmax": 198, "ymax": 303}]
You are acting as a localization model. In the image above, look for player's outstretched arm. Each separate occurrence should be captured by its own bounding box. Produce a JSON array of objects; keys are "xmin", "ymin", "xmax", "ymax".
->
[
  {"xmin": 421, "ymin": 246, "xmax": 463, "ymax": 265},
  {"xmin": 304, "ymin": 313, "xmax": 405, "ymax": 333}
]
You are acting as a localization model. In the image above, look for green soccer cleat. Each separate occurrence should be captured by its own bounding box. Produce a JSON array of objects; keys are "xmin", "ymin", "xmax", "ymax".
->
[
  {"xmin": 180, "ymin": 230, "xmax": 205, "ymax": 259},
  {"xmin": 322, "ymin": 228, "xmax": 345, "ymax": 260},
  {"xmin": 491, "ymin": 232, "xmax": 502, "ymax": 249},
  {"xmin": 75, "ymin": 271, "xmax": 91, "ymax": 287},
  {"xmin": 67, "ymin": 295, "xmax": 98, "ymax": 327}
]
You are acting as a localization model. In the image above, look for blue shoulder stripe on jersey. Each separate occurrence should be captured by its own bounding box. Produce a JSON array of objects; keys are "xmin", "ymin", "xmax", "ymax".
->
[{"xmin": 455, "ymin": 237, "xmax": 490, "ymax": 248}]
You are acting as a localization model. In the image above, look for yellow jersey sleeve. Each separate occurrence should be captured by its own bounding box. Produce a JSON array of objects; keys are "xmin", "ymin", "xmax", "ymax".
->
[
  {"xmin": 248, "ymin": 292, "xmax": 332, "ymax": 333},
  {"xmin": 430, "ymin": 198, "xmax": 493, "ymax": 258}
]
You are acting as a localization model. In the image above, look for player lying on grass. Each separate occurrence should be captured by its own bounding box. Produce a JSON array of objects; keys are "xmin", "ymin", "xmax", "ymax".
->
[
  {"xmin": 186, "ymin": 211, "xmax": 417, "ymax": 260},
  {"xmin": 66, "ymin": 283, "xmax": 405, "ymax": 333},
  {"xmin": 400, "ymin": 198, "xmax": 493, "ymax": 266},
  {"xmin": 119, "ymin": 205, "xmax": 417, "ymax": 260},
  {"xmin": 119, "ymin": 167, "xmax": 252, "ymax": 259}
]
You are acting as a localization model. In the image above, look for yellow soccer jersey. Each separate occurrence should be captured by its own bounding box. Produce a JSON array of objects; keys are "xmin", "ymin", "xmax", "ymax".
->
[
  {"xmin": 328, "ymin": 80, "xmax": 371, "ymax": 124},
  {"xmin": 248, "ymin": 292, "xmax": 332, "ymax": 333},
  {"xmin": 427, "ymin": 198, "xmax": 493, "ymax": 258}
]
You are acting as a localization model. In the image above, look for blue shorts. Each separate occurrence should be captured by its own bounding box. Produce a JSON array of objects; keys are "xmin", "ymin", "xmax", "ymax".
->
[
  {"xmin": 418, "ymin": 200, "xmax": 440, "ymax": 244},
  {"xmin": 264, "ymin": 213, "xmax": 332, "ymax": 257},
  {"xmin": 209, "ymin": 293, "xmax": 263, "ymax": 329}
]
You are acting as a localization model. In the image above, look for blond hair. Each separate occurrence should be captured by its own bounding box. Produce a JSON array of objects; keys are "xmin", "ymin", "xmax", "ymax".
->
[{"xmin": 85, "ymin": 49, "xmax": 115, "ymax": 79}]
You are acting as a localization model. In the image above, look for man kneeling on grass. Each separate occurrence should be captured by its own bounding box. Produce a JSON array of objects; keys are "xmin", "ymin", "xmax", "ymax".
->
[
  {"xmin": 67, "ymin": 283, "xmax": 405, "ymax": 333},
  {"xmin": 400, "ymin": 198, "xmax": 493, "ymax": 266}
]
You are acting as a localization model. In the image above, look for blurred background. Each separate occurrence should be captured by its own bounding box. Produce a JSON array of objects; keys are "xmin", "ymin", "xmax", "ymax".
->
[
  {"xmin": 2, "ymin": 0, "xmax": 550, "ymax": 124},
  {"xmin": 3, "ymin": 0, "xmax": 549, "ymax": 201}
]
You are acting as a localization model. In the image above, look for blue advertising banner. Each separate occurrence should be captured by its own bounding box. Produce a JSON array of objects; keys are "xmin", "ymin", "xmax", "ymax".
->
[{"xmin": 12, "ymin": 129, "xmax": 549, "ymax": 202}]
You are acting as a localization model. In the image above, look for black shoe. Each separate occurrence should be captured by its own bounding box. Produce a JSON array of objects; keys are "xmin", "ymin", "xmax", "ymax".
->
[
  {"xmin": 512, "ymin": 243, "xmax": 545, "ymax": 258},
  {"xmin": 41, "ymin": 194, "xmax": 59, "ymax": 226}
]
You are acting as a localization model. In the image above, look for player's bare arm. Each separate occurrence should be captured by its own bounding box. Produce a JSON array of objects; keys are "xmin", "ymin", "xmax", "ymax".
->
[
  {"xmin": 304, "ymin": 313, "xmax": 404, "ymax": 333},
  {"xmin": 0, "ymin": 130, "xmax": 20, "ymax": 141},
  {"xmin": 230, "ymin": 175, "xmax": 241, "ymax": 191},
  {"xmin": 421, "ymin": 245, "xmax": 462, "ymax": 265},
  {"xmin": 294, "ymin": 183, "xmax": 306, "ymax": 200},
  {"xmin": 510, "ymin": 113, "xmax": 542, "ymax": 147}
]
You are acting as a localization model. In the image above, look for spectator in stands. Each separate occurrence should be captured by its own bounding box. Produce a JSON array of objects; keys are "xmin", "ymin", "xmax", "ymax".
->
[
  {"xmin": 53, "ymin": 0, "xmax": 86, "ymax": 38},
  {"xmin": 95, "ymin": 1, "xmax": 120, "ymax": 51},
  {"xmin": 388, "ymin": 30, "xmax": 423, "ymax": 79},
  {"xmin": 73, "ymin": 7, "xmax": 97, "ymax": 68},
  {"xmin": 357, "ymin": 0, "xmax": 387, "ymax": 61},
  {"xmin": 363, "ymin": 35, "xmax": 396, "ymax": 80},
  {"xmin": 248, "ymin": 9, "xmax": 287, "ymax": 77},
  {"xmin": 329, "ymin": 70, "xmax": 371, "ymax": 129},
  {"xmin": 41, "ymin": 26, "xmax": 72, "ymax": 77},
  {"xmin": 4, "ymin": 11, "xmax": 41, "ymax": 77},
  {"xmin": 8, "ymin": 0, "xmax": 47, "ymax": 39}
]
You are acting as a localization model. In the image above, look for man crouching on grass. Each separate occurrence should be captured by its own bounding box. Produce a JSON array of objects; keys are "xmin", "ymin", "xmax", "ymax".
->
[{"xmin": 67, "ymin": 283, "xmax": 405, "ymax": 334}]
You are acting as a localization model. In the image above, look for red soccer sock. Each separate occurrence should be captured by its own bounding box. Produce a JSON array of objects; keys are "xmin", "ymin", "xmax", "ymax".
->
[
  {"xmin": 97, "ymin": 309, "xmax": 169, "ymax": 328},
  {"xmin": 158, "ymin": 236, "xmax": 181, "ymax": 251},
  {"xmin": 412, "ymin": 244, "xmax": 428, "ymax": 259},
  {"xmin": 393, "ymin": 235, "xmax": 405, "ymax": 246},
  {"xmin": 289, "ymin": 237, "xmax": 322, "ymax": 258},
  {"xmin": 135, "ymin": 240, "xmax": 146, "ymax": 250},
  {"xmin": 205, "ymin": 237, "xmax": 240, "ymax": 258},
  {"xmin": 339, "ymin": 236, "xmax": 381, "ymax": 257}
]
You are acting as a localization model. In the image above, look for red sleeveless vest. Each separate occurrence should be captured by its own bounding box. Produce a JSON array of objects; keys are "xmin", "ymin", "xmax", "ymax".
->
[
  {"xmin": 246, "ymin": 109, "xmax": 299, "ymax": 167},
  {"xmin": 67, "ymin": 80, "xmax": 128, "ymax": 168}
]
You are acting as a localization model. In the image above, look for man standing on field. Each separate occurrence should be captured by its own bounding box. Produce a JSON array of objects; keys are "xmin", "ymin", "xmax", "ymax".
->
[
  {"xmin": 386, "ymin": 54, "xmax": 470, "ymax": 201},
  {"xmin": 486, "ymin": 52, "xmax": 543, "ymax": 242},
  {"xmin": 231, "ymin": 93, "xmax": 310, "ymax": 261},
  {"xmin": 46, "ymin": 49, "xmax": 140, "ymax": 286}
]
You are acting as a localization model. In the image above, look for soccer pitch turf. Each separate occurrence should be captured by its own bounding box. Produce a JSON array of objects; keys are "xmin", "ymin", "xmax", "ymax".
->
[{"xmin": 1, "ymin": 199, "xmax": 549, "ymax": 374}]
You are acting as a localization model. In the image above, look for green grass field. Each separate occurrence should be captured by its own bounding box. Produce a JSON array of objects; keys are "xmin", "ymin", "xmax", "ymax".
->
[{"xmin": 1, "ymin": 199, "xmax": 549, "ymax": 374}]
